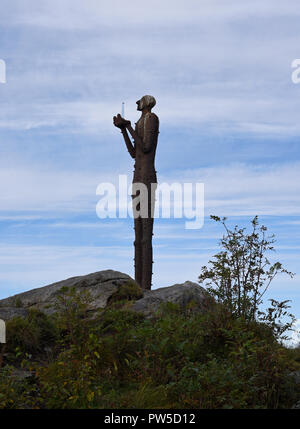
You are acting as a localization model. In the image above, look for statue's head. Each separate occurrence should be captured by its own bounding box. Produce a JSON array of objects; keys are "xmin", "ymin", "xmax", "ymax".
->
[{"xmin": 136, "ymin": 95, "xmax": 156, "ymax": 111}]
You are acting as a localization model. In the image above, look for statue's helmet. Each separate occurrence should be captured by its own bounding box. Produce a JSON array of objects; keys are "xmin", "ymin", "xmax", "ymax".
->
[{"xmin": 138, "ymin": 95, "xmax": 156, "ymax": 110}]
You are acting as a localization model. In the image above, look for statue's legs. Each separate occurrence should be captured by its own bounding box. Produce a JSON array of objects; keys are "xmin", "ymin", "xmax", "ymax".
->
[
  {"xmin": 133, "ymin": 182, "xmax": 156, "ymax": 290},
  {"xmin": 141, "ymin": 217, "xmax": 154, "ymax": 290},
  {"xmin": 133, "ymin": 189, "xmax": 143, "ymax": 287},
  {"xmin": 134, "ymin": 215, "xmax": 143, "ymax": 287},
  {"xmin": 141, "ymin": 183, "xmax": 156, "ymax": 290}
]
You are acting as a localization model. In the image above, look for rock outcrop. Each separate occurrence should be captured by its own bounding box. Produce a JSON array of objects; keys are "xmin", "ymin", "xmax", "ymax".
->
[
  {"xmin": 0, "ymin": 271, "xmax": 213, "ymax": 321},
  {"xmin": 131, "ymin": 281, "xmax": 212, "ymax": 317},
  {"xmin": 0, "ymin": 270, "xmax": 132, "ymax": 320}
]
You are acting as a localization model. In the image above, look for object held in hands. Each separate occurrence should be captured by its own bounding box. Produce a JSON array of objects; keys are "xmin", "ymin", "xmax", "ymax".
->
[{"xmin": 113, "ymin": 114, "xmax": 131, "ymax": 129}]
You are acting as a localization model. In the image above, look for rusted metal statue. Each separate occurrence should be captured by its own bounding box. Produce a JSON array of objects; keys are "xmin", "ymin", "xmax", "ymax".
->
[{"xmin": 113, "ymin": 95, "xmax": 159, "ymax": 290}]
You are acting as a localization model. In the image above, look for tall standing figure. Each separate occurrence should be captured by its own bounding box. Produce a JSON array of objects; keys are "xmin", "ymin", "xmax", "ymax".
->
[{"xmin": 113, "ymin": 95, "xmax": 159, "ymax": 290}]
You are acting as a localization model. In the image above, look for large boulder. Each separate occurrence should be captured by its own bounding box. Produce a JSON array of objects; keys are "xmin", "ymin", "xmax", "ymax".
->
[
  {"xmin": 132, "ymin": 281, "xmax": 213, "ymax": 317},
  {"xmin": 0, "ymin": 270, "xmax": 132, "ymax": 320},
  {"xmin": 0, "ymin": 273, "xmax": 213, "ymax": 321}
]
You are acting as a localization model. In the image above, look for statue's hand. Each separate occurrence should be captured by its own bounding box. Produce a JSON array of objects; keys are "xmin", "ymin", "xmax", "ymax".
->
[{"xmin": 113, "ymin": 114, "xmax": 131, "ymax": 129}]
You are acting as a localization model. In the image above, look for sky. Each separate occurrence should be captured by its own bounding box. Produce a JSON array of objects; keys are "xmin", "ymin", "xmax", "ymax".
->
[{"xmin": 0, "ymin": 0, "xmax": 300, "ymax": 344}]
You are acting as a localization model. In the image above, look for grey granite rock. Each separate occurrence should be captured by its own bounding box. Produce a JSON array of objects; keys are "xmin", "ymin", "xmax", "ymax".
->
[
  {"xmin": 132, "ymin": 281, "xmax": 213, "ymax": 317},
  {"xmin": 0, "ymin": 270, "xmax": 132, "ymax": 320},
  {"xmin": 0, "ymin": 274, "xmax": 213, "ymax": 322},
  {"xmin": 0, "ymin": 307, "xmax": 28, "ymax": 321}
]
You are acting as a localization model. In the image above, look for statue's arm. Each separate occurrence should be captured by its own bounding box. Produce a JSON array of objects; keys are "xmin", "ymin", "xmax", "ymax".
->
[
  {"xmin": 113, "ymin": 114, "xmax": 135, "ymax": 158},
  {"xmin": 126, "ymin": 124, "xmax": 142, "ymax": 146},
  {"xmin": 121, "ymin": 128, "xmax": 135, "ymax": 159}
]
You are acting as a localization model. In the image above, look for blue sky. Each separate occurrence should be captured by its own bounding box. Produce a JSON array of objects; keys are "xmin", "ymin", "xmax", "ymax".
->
[{"xmin": 0, "ymin": 0, "xmax": 300, "ymax": 341}]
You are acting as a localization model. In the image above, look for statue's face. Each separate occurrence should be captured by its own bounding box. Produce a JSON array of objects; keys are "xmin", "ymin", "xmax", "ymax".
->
[
  {"xmin": 136, "ymin": 98, "xmax": 143, "ymax": 111},
  {"xmin": 136, "ymin": 96, "xmax": 154, "ymax": 111}
]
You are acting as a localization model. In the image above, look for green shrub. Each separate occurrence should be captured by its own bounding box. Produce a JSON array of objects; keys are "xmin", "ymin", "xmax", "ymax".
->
[
  {"xmin": 5, "ymin": 309, "xmax": 58, "ymax": 362},
  {"xmin": 35, "ymin": 333, "xmax": 102, "ymax": 409},
  {"xmin": 199, "ymin": 216, "xmax": 295, "ymax": 341},
  {"xmin": 108, "ymin": 281, "xmax": 143, "ymax": 306}
]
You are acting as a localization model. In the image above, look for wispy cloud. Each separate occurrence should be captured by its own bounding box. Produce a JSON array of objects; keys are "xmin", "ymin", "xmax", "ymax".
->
[
  {"xmin": 0, "ymin": 161, "xmax": 299, "ymax": 216},
  {"xmin": 1, "ymin": 0, "xmax": 300, "ymax": 136},
  {"xmin": 0, "ymin": 0, "xmax": 300, "ymax": 317},
  {"xmin": 5, "ymin": 1, "xmax": 300, "ymax": 29}
]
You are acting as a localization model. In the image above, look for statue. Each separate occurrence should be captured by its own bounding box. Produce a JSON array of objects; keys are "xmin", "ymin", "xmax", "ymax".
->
[{"xmin": 113, "ymin": 95, "xmax": 159, "ymax": 290}]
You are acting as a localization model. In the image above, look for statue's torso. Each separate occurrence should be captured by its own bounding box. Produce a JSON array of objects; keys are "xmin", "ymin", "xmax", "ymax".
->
[{"xmin": 133, "ymin": 113, "xmax": 159, "ymax": 184}]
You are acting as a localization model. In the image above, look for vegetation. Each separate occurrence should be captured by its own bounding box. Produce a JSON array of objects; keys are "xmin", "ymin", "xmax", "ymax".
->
[
  {"xmin": 199, "ymin": 216, "xmax": 296, "ymax": 341},
  {"xmin": 0, "ymin": 218, "xmax": 299, "ymax": 409}
]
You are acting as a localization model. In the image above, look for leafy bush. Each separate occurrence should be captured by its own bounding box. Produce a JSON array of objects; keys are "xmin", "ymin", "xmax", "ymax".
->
[
  {"xmin": 35, "ymin": 333, "xmax": 103, "ymax": 409},
  {"xmin": 199, "ymin": 216, "xmax": 295, "ymax": 341},
  {"xmin": 5, "ymin": 309, "xmax": 58, "ymax": 362},
  {"xmin": 108, "ymin": 281, "xmax": 143, "ymax": 305}
]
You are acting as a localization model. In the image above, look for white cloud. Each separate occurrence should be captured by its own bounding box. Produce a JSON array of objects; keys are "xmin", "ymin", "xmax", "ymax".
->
[
  {"xmin": 0, "ymin": 166, "xmax": 114, "ymax": 212},
  {"xmin": 161, "ymin": 162, "xmax": 300, "ymax": 217},
  {"xmin": 0, "ymin": 242, "xmax": 208, "ymax": 298},
  {"xmin": 283, "ymin": 319, "xmax": 300, "ymax": 348},
  {"xmin": 46, "ymin": 221, "xmax": 123, "ymax": 229},
  {"xmin": 1, "ymin": 0, "xmax": 300, "ymax": 136},
  {"xmin": 1, "ymin": 161, "xmax": 300, "ymax": 216},
  {"xmin": 0, "ymin": 243, "xmax": 134, "ymax": 298},
  {"xmin": 5, "ymin": 1, "xmax": 300, "ymax": 29}
]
